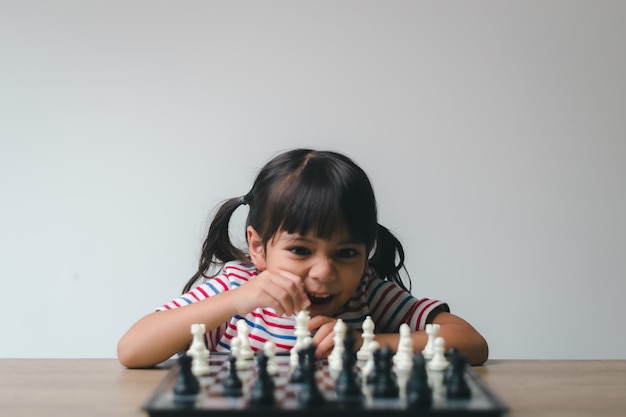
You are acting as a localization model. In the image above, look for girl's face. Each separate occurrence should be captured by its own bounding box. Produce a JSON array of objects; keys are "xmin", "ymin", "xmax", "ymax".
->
[{"xmin": 248, "ymin": 225, "xmax": 368, "ymax": 317}]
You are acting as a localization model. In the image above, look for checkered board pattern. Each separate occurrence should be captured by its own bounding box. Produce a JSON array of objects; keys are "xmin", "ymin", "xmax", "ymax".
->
[{"xmin": 143, "ymin": 353, "xmax": 509, "ymax": 416}]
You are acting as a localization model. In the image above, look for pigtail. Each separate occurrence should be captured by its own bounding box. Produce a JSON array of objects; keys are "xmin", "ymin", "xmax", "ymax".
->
[
  {"xmin": 368, "ymin": 224, "xmax": 411, "ymax": 292},
  {"xmin": 182, "ymin": 197, "xmax": 249, "ymax": 293}
]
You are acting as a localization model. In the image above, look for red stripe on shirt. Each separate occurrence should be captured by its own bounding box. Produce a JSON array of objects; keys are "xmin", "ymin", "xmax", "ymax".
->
[
  {"xmin": 415, "ymin": 299, "xmax": 440, "ymax": 329},
  {"xmin": 250, "ymin": 310, "xmax": 296, "ymax": 330},
  {"xmin": 374, "ymin": 286, "xmax": 404, "ymax": 320},
  {"xmin": 196, "ymin": 285, "xmax": 209, "ymax": 298}
]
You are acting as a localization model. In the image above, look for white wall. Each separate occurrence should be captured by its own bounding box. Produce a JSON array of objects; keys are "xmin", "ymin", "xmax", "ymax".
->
[{"xmin": 1, "ymin": 1, "xmax": 625, "ymax": 360}]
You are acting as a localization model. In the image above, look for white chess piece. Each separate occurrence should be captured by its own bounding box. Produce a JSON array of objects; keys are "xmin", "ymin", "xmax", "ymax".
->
[
  {"xmin": 357, "ymin": 316, "xmax": 375, "ymax": 361},
  {"xmin": 264, "ymin": 341, "xmax": 279, "ymax": 375},
  {"xmin": 187, "ymin": 323, "xmax": 211, "ymax": 376},
  {"xmin": 427, "ymin": 336, "xmax": 449, "ymax": 371},
  {"xmin": 290, "ymin": 310, "xmax": 311, "ymax": 370},
  {"xmin": 236, "ymin": 319, "xmax": 254, "ymax": 360},
  {"xmin": 422, "ymin": 323, "xmax": 440, "ymax": 360},
  {"xmin": 231, "ymin": 336, "xmax": 251, "ymax": 370},
  {"xmin": 361, "ymin": 340, "xmax": 380, "ymax": 387},
  {"xmin": 328, "ymin": 318, "xmax": 346, "ymax": 376},
  {"xmin": 393, "ymin": 323, "xmax": 414, "ymax": 372}
]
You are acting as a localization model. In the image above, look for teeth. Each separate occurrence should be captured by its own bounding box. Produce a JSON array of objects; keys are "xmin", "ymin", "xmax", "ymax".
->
[{"xmin": 308, "ymin": 293, "xmax": 331, "ymax": 300}]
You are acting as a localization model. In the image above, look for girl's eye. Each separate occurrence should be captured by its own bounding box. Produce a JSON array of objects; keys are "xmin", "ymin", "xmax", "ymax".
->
[
  {"xmin": 289, "ymin": 246, "xmax": 311, "ymax": 256},
  {"xmin": 337, "ymin": 248, "xmax": 359, "ymax": 258}
]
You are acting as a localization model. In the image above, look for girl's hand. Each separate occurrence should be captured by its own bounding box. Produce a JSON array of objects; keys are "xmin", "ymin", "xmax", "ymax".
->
[
  {"xmin": 231, "ymin": 269, "xmax": 310, "ymax": 317},
  {"xmin": 308, "ymin": 316, "xmax": 363, "ymax": 358}
]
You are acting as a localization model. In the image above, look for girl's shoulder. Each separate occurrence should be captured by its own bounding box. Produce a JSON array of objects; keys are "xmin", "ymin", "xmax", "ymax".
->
[{"xmin": 221, "ymin": 260, "xmax": 259, "ymax": 281}]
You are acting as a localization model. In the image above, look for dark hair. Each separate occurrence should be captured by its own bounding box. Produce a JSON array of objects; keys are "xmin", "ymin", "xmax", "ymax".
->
[{"xmin": 183, "ymin": 148, "xmax": 410, "ymax": 293}]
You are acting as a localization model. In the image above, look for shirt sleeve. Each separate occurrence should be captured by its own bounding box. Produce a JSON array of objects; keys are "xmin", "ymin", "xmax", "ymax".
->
[
  {"xmin": 363, "ymin": 269, "xmax": 449, "ymax": 332},
  {"xmin": 156, "ymin": 262, "xmax": 258, "ymax": 311}
]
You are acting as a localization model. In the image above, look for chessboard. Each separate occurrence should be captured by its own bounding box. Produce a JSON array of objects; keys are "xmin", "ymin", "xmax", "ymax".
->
[{"xmin": 142, "ymin": 351, "xmax": 509, "ymax": 417}]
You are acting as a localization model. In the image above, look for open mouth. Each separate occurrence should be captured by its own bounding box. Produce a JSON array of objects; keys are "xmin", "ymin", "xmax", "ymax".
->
[{"xmin": 307, "ymin": 293, "xmax": 334, "ymax": 306}]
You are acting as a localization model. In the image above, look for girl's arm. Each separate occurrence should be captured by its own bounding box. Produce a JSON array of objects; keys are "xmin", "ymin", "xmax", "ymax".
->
[
  {"xmin": 117, "ymin": 268, "xmax": 310, "ymax": 368},
  {"xmin": 117, "ymin": 290, "xmax": 239, "ymax": 368},
  {"xmin": 368, "ymin": 312, "xmax": 489, "ymax": 366},
  {"xmin": 310, "ymin": 311, "xmax": 489, "ymax": 366}
]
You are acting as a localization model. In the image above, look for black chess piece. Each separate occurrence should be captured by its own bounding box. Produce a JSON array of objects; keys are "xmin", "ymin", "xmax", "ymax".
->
[
  {"xmin": 298, "ymin": 343, "xmax": 325, "ymax": 407},
  {"xmin": 366, "ymin": 347, "xmax": 381, "ymax": 385},
  {"xmin": 173, "ymin": 354, "xmax": 200, "ymax": 403},
  {"xmin": 446, "ymin": 353, "xmax": 472, "ymax": 399},
  {"xmin": 222, "ymin": 354, "xmax": 243, "ymax": 397},
  {"xmin": 372, "ymin": 345, "xmax": 399, "ymax": 398},
  {"xmin": 406, "ymin": 351, "xmax": 433, "ymax": 407},
  {"xmin": 335, "ymin": 329, "xmax": 363, "ymax": 403},
  {"xmin": 444, "ymin": 347, "xmax": 460, "ymax": 385},
  {"xmin": 290, "ymin": 346, "xmax": 308, "ymax": 383},
  {"xmin": 250, "ymin": 352, "xmax": 275, "ymax": 406}
]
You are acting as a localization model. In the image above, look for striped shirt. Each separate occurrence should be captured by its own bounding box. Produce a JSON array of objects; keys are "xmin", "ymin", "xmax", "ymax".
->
[{"xmin": 158, "ymin": 261, "xmax": 448, "ymax": 354}]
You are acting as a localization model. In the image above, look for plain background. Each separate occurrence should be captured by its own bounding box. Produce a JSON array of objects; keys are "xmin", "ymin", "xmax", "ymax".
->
[{"xmin": 1, "ymin": 1, "xmax": 625, "ymax": 360}]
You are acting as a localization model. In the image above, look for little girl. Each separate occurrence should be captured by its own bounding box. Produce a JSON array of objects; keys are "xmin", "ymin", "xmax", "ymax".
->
[{"xmin": 117, "ymin": 148, "xmax": 488, "ymax": 368}]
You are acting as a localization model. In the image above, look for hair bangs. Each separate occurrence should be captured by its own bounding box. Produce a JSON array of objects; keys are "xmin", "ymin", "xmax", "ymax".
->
[
  {"xmin": 268, "ymin": 175, "xmax": 346, "ymax": 241},
  {"xmin": 264, "ymin": 155, "xmax": 378, "ymax": 249}
]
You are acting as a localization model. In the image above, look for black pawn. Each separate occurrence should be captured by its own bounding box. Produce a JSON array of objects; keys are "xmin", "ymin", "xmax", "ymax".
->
[
  {"xmin": 446, "ymin": 354, "xmax": 471, "ymax": 399},
  {"xmin": 290, "ymin": 346, "xmax": 308, "ymax": 383},
  {"xmin": 298, "ymin": 343, "xmax": 325, "ymax": 407},
  {"xmin": 443, "ymin": 347, "xmax": 460, "ymax": 385},
  {"xmin": 406, "ymin": 351, "xmax": 433, "ymax": 407},
  {"xmin": 366, "ymin": 348, "xmax": 381, "ymax": 385},
  {"xmin": 250, "ymin": 352, "xmax": 275, "ymax": 406},
  {"xmin": 173, "ymin": 354, "xmax": 200, "ymax": 402},
  {"xmin": 372, "ymin": 345, "xmax": 399, "ymax": 398},
  {"xmin": 222, "ymin": 354, "xmax": 243, "ymax": 397},
  {"xmin": 335, "ymin": 329, "xmax": 363, "ymax": 402}
]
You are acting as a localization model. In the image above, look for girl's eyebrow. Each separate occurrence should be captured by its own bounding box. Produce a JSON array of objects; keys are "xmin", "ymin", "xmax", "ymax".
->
[
  {"xmin": 280, "ymin": 234, "xmax": 310, "ymax": 243},
  {"xmin": 280, "ymin": 233, "xmax": 362, "ymax": 246}
]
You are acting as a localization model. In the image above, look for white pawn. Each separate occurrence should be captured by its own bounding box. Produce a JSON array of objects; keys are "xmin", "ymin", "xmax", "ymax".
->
[
  {"xmin": 422, "ymin": 323, "xmax": 440, "ymax": 360},
  {"xmin": 236, "ymin": 319, "xmax": 254, "ymax": 360},
  {"xmin": 393, "ymin": 323, "xmax": 414, "ymax": 372},
  {"xmin": 290, "ymin": 310, "xmax": 311, "ymax": 370},
  {"xmin": 427, "ymin": 336, "xmax": 449, "ymax": 371},
  {"xmin": 231, "ymin": 336, "xmax": 251, "ymax": 370},
  {"xmin": 357, "ymin": 316, "xmax": 375, "ymax": 361},
  {"xmin": 291, "ymin": 335, "xmax": 313, "ymax": 372},
  {"xmin": 295, "ymin": 310, "xmax": 311, "ymax": 341},
  {"xmin": 361, "ymin": 340, "xmax": 380, "ymax": 387},
  {"xmin": 187, "ymin": 323, "xmax": 211, "ymax": 376},
  {"xmin": 264, "ymin": 341, "xmax": 279, "ymax": 376},
  {"xmin": 328, "ymin": 318, "xmax": 346, "ymax": 376}
]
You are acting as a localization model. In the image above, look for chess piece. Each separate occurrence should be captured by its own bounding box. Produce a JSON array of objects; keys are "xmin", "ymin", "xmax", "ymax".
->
[
  {"xmin": 335, "ymin": 330, "xmax": 363, "ymax": 403},
  {"xmin": 446, "ymin": 353, "xmax": 472, "ymax": 399},
  {"xmin": 290, "ymin": 346, "xmax": 308, "ymax": 383},
  {"xmin": 222, "ymin": 354, "xmax": 243, "ymax": 397},
  {"xmin": 366, "ymin": 346, "xmax": 382, "ymax": 385},
  {"xmin": 373, "ymin": 345, "xmax": 399, "ymax": 398},
  {"xmin": 427, "ymin": 337, "xmax": 449, "ymax": 371},
  {"xmin": 406, "ymin": 351, "xmax": 433, "ymax": 407},
  {"xmin": 250, "ymin": 352, "xmax": 275, "ymax": 405},
  {"xmin": 264, "ymin": 341, "xmax": 280, "ymax": 376},
  {"xmin": 173, "ymin": 354, "xmax": 200, "ymax": 403},
  {"xmin": 444, "ymin": 347, "xmax": 460, "ymax": 384},
  {"xmin": 291, "ymin": 310, "xmax": 311, "ymax": 371},
  {"xmin": 393, "ymin": 323, "xmax": 414, "ymax": 372},
  {"xmin": 357, "ymin": 316, "xmax": 375, "ymax": 361},
  {"xmin": 328, "ymin": 318, "xmax": 346, "ymax": 377},
  {"xmin": 237, "ymin": 319, "xmax": 254, "ymax": 360},
  {"xmin": 187, "ymin": 323, "xmax": 211, "ymax": 376},
  {"xmin": 298, "ymin": 343, "xmax": 325, "ymax": 407},
  {"xmin": 361, "ymin": 340, "xmax": 380, "ymax": 386},
  {"xmin": 422, "ymin": 323, "xmax": 440, "ymax": 360}
]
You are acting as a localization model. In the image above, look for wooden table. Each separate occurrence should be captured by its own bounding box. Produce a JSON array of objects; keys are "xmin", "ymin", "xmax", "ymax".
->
[{"xmin": 1, "ymin": 359, "xmax": 625, "ymax": 417}]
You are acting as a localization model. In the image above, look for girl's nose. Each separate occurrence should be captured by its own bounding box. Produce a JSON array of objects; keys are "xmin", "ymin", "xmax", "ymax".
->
[{"xmin": 309, "ymin": 257, "xmax": 334, "ymax": 281}]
